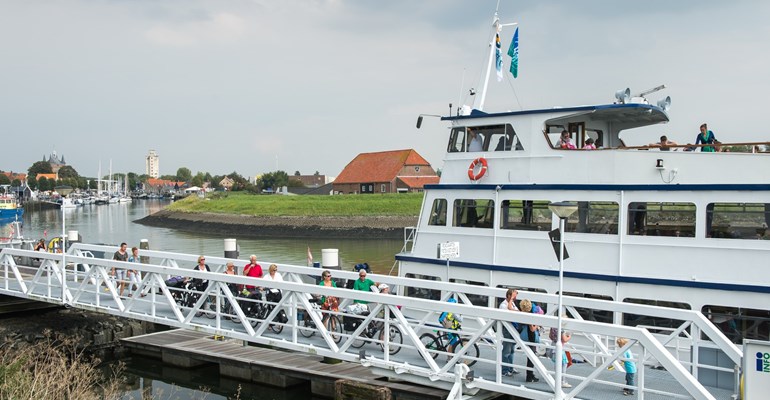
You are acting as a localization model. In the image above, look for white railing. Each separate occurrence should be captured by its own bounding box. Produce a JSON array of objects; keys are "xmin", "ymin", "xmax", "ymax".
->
[{"xmin": 0, "ymin": 244, "xmax": 740, "ymax": 400}]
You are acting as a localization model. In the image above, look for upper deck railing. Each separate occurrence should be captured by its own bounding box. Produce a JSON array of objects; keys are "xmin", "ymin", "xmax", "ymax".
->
[{"xmin": 0, "ymin": 243, "xmax": 741, "ymax": 399}]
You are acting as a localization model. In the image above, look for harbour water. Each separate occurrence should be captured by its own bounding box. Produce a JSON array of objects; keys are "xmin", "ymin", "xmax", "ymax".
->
[
  {"xmin": 4, "ymin": 201, "xmax": 403, "ymax": 274},
  {"xmin": 2, "ymin": 201, "xmax": 404, "ymax": 398}
]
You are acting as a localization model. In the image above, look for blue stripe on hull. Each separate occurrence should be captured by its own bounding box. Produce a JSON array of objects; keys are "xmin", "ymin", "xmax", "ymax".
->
[
  {"xmin": 424, "ymin": 183, "xmax": 770, "ymax": 191},
  {"xmin": 395, "ymin": 254, "xmax": 770, "ymax": 294}
]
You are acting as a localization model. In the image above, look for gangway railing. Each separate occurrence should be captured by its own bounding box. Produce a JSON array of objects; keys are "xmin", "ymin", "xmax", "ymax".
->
[{"xmin": 0, "ymin": 245, "xmax": 739, "ymax": 400}]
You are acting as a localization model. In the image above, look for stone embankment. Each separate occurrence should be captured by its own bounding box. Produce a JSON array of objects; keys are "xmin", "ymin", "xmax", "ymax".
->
[
  {"xmin": 135, "ymin": 210, "xmax": 418, "ymax": 239},
  {"xmin": 0, "ymin": 308, "xmax": 162, "ymax": 361}
]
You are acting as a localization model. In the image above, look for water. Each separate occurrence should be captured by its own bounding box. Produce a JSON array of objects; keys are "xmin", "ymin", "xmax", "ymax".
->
[
  {"xmin": 3, "ymin": 201, "xmax": 404, "ymax": 398},
  {"xmin": 5, "ymin": 201, "xmax": 403, "ymax": 274},
  {"xmin": 116, "ymin": 356, "xmax": 316, "ymax": 400}
]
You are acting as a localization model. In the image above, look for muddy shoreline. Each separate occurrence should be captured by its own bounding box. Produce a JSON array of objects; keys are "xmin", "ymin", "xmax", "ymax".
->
[{"xmin": 134, "ymin": 210, "xmax": 418, "ymax": 239}]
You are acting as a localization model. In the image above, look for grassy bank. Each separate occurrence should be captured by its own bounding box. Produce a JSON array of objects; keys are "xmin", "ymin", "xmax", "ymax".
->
[{"xmin": 167, "ymin": 192, "xmax": 424, "ymax": 217}]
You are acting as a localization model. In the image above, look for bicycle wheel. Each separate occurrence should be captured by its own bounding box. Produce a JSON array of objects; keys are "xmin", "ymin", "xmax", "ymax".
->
[
  {"xmin": 325, "ymin": 315, "xmax": 342, "ymax": 343},
  {"xmin": 455, "ymin": 339, "xmax": 480, "ymax": 367},
  {"xmin": 351, "ymin": 324, "xmax": 367, "ymax": 348},
  {"xmin": 299, "ymin": 311, "xmax": 316, "ymax": 338},
  {"xmin": 380, "ymin": 325, "xmax": 403, "ymax": 355},
  {"xmin": 419, "ymin": 332, "xmax": 440, "ymax": 360},
  {"xmin": 204, "ymin": 298, "xmax": 217, "ymax": 319}
]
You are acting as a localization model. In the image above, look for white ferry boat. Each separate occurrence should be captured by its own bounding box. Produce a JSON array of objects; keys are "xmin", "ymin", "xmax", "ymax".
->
[{"xmin": 397, "ymin": 12, "xmax": 770, "ymax": 343}]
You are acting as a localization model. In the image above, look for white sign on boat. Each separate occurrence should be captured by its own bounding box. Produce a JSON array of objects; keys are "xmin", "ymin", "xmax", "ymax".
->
[{"xmin": 437, "ymin": 241, "xmax": 460, "ymax": 260}]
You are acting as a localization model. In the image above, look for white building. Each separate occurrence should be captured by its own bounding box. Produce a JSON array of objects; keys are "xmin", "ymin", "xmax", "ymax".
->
[{"xmin": 145, "ymin": 150, "xmax": 159, "ymax": 179}]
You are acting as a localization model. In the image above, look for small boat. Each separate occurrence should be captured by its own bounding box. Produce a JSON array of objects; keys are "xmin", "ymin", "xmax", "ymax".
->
[{"xmin": 0, "ymin": 186, "xmax": 24, "ymax": 220}]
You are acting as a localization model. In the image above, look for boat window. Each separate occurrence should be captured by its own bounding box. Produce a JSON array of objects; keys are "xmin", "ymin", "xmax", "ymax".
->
[
  {"xmin": 622, "ymin": 298, "xmax": 690, "ymax": 335},
  {"xmin": 428, "ymin": 199, "xmax": 447, "ymax": 226},
  {"xmin": 447, "ymin": 124, "xmax": 520, "ymax": 153},
  {"xmin": 404, "ymin": 273, "xmax": 441, "ymax": 301},
  {"xmin": 562, "ymin": 292, "xmax": 614, "ymax": 323},
  {"xmin": 706, "ymin": 203, "xmax": 770, "ymax": 239},
  {"xmin": 453, "ymin": 199, "xmax": 494, "ymax": 228},
  {"xmin": 627, "ymin": 202, "xmax": 696, "ymax": 237},
  {"xmin": 449, "ymin": 279, "xmax": 489, "ymax": 307},
  {"xmin": 488, "ymin": 124, "xmax": 523, "ymax": 151},
  {"xmin": 563, "ymin": 201, "xmax": 619, "ymax": 234},
  {"xmin": 702, "ymin": 305, "xmax": 770, "ymax": 343},
  {"xmin": 499, "ymin": 200, "xmax": 551, "ymax": 231}
]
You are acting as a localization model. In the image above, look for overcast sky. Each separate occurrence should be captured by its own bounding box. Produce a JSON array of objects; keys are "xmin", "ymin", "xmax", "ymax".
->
[{"xmin": 2, "ymin": 1, "xmax": 768, "ymax": 179}]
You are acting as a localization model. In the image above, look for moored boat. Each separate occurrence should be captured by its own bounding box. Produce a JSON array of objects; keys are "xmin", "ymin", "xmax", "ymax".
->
[
  {"xmin": 0, "ymin": 186, "xmax": 24, "ymax": 220},
  {"xmin": 398, "ymin": 11, "xmax": 770, "ymax": 343}
]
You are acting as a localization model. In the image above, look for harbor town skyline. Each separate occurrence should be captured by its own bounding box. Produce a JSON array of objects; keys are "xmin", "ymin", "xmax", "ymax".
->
[{"xmin": 1, "ymin": 1, "xmax": 769, "ymax": 177}]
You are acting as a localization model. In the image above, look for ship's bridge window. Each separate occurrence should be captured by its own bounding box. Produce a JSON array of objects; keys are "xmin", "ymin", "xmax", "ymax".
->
[
  {"xmin": 428, "ymin": 198, "xmax": 447, "ymax": 226},
  {"xmin": 627, "ymin": 202, "xmax": 696, "ymax": 237},
  {"xmin": 447, "ymin": 124, "xmax": 521, "ymax": 153},
  {"xmin": 563, "ymin": 201, "xmax": 619, "ymax": 235},
  {"xmin": 500, "ymin": 200, "xmax": 551, "ymax": 231},
  {"xmin": 703, "ymin": 305, "xmax": 770, "ymax": 343},
  {"xmin": 453, "ymin": 199, "xmax": 494, "ymax": 228},
  {"xmin": 706, "ymin": 203, "xmax": 770, "ymax": 239}
]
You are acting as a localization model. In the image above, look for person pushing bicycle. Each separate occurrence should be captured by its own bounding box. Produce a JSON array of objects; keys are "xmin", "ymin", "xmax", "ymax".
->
[{"xmin": 438, "ymin": 298, "xmax": 463, "ymax": 356}]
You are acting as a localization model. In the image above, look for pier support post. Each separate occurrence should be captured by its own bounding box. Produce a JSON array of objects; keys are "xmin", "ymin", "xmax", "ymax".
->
[
  {"xmin": 224, "ymin": 238, "xmax": 238, "ymax": 261},
  {"xmin": 335, "ymin": 379, "xmax": 391, "ymax": 400},
  {"xmin": 140, "ymin": 239, "xmax": 150, "ymax": 264}
]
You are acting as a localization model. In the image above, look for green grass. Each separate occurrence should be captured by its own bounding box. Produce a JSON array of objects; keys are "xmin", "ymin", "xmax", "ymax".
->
[{"xmin": 167, "ymin": 192, "xmax": 425, "ymax": 217}]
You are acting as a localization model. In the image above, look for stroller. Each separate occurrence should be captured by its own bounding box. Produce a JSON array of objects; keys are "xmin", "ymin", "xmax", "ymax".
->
[{"xmin": 164, "ymin": 276, "xmax": 189, "ymax": 305}]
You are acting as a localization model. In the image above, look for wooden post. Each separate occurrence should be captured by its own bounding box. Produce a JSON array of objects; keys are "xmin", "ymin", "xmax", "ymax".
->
[{"xmin": 335, "ymin": 379, "xmax": 391, "ymax": 400}]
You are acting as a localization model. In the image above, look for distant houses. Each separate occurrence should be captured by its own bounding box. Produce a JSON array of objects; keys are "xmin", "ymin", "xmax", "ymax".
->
[{"xmin": 333, "ymin": 149, "xmax": 439, "ymax": 194}]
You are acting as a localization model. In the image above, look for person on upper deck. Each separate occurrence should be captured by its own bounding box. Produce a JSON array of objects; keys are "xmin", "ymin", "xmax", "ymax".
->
[
  {"xmin": 650, "ymin": 135, "xmax": 678, "ymax": 151},
  {"xmin": 582, "ymin": 138, "xmax": 596, "ymax": 150},
  {"xmin": 467, "ymin": 129, "xmax": 484, "ymax": 152},
  {"xmin": 696, "ymin": 123, "xmax": 717, "ymax": 152},
  {"xmin": 556, "ymin": 130, "xmax": 576, "ymax": 149}
]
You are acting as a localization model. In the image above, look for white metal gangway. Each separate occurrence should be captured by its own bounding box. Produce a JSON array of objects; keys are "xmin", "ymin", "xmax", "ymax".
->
[{"xmin": 0, "ymin": 244, "xmax": 741, "ymax": 400}]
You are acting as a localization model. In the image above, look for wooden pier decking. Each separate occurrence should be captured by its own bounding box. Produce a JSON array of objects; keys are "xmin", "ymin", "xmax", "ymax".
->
[{"xmin": 121, "ymin": 329, "xmax": 457, "ymax": 400}]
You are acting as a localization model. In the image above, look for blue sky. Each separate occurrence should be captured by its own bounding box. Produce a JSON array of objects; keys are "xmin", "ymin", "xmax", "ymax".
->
[{"xmin": 1, "ymin": 1, "xmax": 768, "ymax": 178}]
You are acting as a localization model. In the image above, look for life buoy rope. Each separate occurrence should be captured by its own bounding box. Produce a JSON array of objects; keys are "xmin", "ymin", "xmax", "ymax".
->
[{"xmin": 467, "ymin": 157, "xmax": 488, "ymax": 181}]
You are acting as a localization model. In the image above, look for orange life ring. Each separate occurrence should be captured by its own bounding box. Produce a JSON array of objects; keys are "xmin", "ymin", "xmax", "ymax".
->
[{"xmin": 467, "ymin": 157, "xmax": 488, "ymax": 181}]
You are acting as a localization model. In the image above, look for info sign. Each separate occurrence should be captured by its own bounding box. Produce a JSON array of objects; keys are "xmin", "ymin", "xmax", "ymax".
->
[
  {"xmin": 743, "ymin": 339, "xmax": 770, "ymax": 399},
  {"xmin": 437, "ymin": 241, "xmax": 460, "ymax": 260}
]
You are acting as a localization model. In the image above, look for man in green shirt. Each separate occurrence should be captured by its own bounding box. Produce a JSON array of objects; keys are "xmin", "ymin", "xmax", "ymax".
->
[{"xmin": 352, "ymin": 270, "xmax": 375, "ymax": 304}]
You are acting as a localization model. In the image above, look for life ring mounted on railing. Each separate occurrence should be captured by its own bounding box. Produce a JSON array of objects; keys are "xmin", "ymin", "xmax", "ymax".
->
[{"xmin": 467, "ymin": 157, "xmax": 488, "ymax": 181}]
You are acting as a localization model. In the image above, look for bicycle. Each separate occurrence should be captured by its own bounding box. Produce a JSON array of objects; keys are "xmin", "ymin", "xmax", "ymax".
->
[
  {"xmin": 298, "ymin": 296, "xmax": 342, "ymax": 343},
  {"xmin": 229, "ymin": 289, "xmax": 285, "ymax": 333},
  {"xmin": 419, "ymin": 328, "xmax": 480, "ymax": 366},
  {"xmin": 343, "ymin": 310, "xmax": 403, "ymax": 355}
]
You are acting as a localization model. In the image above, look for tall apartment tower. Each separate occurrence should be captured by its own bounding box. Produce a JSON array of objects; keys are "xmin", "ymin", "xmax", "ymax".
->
[{"xmin": 146, "ymin": 150, "xmax": 159, "ymax": 178}]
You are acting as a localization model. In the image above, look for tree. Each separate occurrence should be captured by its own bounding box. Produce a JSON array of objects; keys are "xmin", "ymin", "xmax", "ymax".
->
[
  {"xmin": 176, "ymin": 167, "xmax": 192, "ymax": 182},
  {"xmin": 0, "ymin": 174, "xmax": 10, "ymax": 185},
  {"xmin": 314, "ymin": 171, "xmax": 320, "ymax": 176},
  {"xmin": 57, "ymin": 165, "xmax": 80, "ymax": 179},
  {"xmin": 27, "ymin": 175, "xmax": 37, "ymax": 190},
  {"xmin": 294, "ymin": 170, "xmax": 301, "ymax": 176},
  {"xmin": 28, "ymin": 161, "xmax": 53, "ymax": 178},
  {"xmin": 38, "ymin": 177, "xmax": 50, "ymax": 191},
  {"xmin": 191, "ymin": 174, "xmax": 204, "ymax": 188},
  {"xmin": 11, "ymin": 179, "xmax": 21, "ymax": 187},
  {"xmin": 258, "ymin": 170, "xmax": 290, "ymax": 192}
]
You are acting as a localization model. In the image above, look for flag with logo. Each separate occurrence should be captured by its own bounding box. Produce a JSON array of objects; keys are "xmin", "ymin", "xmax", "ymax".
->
[
  {"xmin": 495, "ymin": 32, "xmax": 503, "ymax": 81},
  {"xmin": 508, "ymin": 27, "xmax": 519, "ymax": 78}
]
